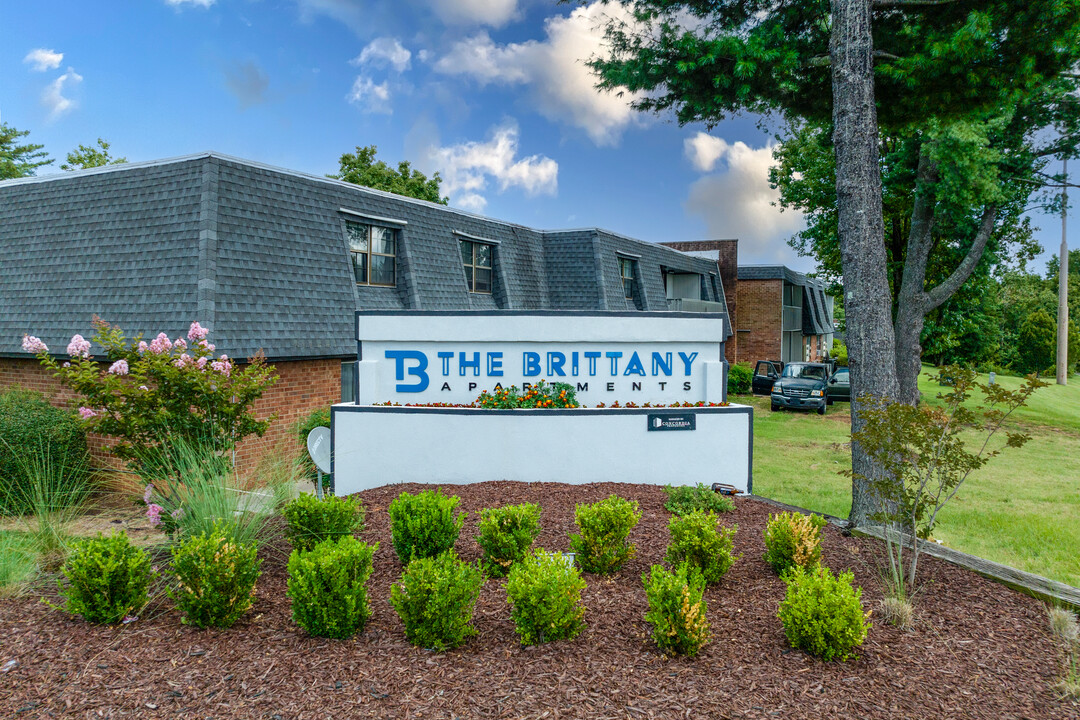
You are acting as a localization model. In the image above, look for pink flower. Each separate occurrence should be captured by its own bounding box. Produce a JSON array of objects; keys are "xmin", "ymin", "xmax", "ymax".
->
[
  {"xmin": 66, "ymin": 334, "xmax": 91, "ymax": 358},
  {"xmin": 211, "ymin": 355, "xmax": 232, "ymax": 376},
  {"xmin": 173, "ymin": 338, "xmax": 187, "ymax": 351},
  {"xmin": 199, "ymin": 339, "xmax": 216, "ymax": 353},
  {"xmin": 137, "ymin": 341, "xmax": 149, "ymax": 354},
  {"xmin": 143, "ymin": 484, "xmax": 154, "ymax": 504},
  {"xmin": 170, "ymin": 508, "xmax": 184, "ymax": 520},
  {"xmin": 173, "ymin": 353, "xmax": 193, "ymax": 368},
  {"xmin": 77, "ymin": 407, "xmax": 99, "ymax": 420},
  {"xmin": 146, "ymin": 503, "xmax": 164, "ymax": 527},
  {"xmin": 148, "ymin": 333, "xmax": 172, "ymax": 354},
  {"xmin": 107, "ymin": 359, "xmax": 129, "ymax": 375},
  {"xmin": 21, "ymin": 335, "xmax": 48, "ymax": 354},
  {"xmin": 195, "ymin": 356, "xmax": 208, "ymax": 370},
  {"xmin": 139, "ymin": 385, "xmax": 149, "ymax": 391},
  {"xmin": 187, "ymin": 322, "xmax": 209, "ymax": 341}
]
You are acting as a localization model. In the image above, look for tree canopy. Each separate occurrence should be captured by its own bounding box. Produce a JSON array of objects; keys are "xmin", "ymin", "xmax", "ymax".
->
[
  {"xmin": 333, "ymin": 145, "xmax": 447, "ymax": 204},
  {"xmin": 61, "ymin": 138, "xmax": 127, "ymax": 171},
  {"xmin": 0, "ymin": 122, "xmax": 52, "ymax": 179}
]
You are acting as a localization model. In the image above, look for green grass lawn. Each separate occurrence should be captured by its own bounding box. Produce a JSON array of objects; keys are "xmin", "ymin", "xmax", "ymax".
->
[{"xmin": 742, "ymin": 368, "xmax": 1080, "ymax": 588}]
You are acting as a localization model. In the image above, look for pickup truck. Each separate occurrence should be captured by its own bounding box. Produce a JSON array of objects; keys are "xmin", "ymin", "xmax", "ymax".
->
[{"xmin": 769, "ymin": 362, "xmax": 831, "ymax": 415}]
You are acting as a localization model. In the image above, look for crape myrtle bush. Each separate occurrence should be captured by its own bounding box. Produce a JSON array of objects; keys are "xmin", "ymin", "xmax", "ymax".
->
[
  {"xmin": 665, "ymin": 511, "xmax": 739, "ymax": 585},
  {"xmin": 569, "ymin": 495, "xmax": 641, "ymax": 575},
  {"xmin": 476, "ymin": 503, "xmax": 542, "ymax": 577},
  {"xmin": 505, "ymin": 549, "xmax": 587, "ymax": 646},
  {"xmin": 388, "ymin": 488, "xmax": 465, "ymax": 563},
  {"xmin": 283, "ymin": 493, "xmax": 365, "ymax": 552},
  {"xmin": 475, "ymin": 380, "xmax": 579, "ymax": 409},
  {"xmin": 0, "ymin": 388, "xmax": 90, "ymax": 516},
  {"xmin": 287, "ymin": 536, "xmax": 378, "ymax": 639},
  {"xmin": 169, "ymin": 522, "xmax": 262, "ymax": 629},
  {"xmin": 59, "ymin": 531, "xmax": 151, "ymax": 624},
  {"xmin": 727, "ymin": 363, "xmax": 753, "ymax": 395},
  {"xmin": 663, "ymin": 483, "xmax": 735, "ymax": 516},
  {"xmin": 763, "ymin": 511, "xmax": 827, "ymax": 576},
  {"xmin": 390, "ymin": 551, "xmax": 484, "ymax": 651},
  {"xmin": 21, "ymin": 319, "xmax": 276, "ymax": 471},
  {"xmin": 642, "ymin": 562, "xmax": 711, "ymax": 657},
  {"xmin": 778, "ymin": 566, "xmax": 871, "ymax": 661}
]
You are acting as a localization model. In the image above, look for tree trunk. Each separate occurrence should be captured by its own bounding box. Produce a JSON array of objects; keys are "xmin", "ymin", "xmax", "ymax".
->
[{"xmin": 831, "ymin": 0, "xmax": 900, "ymax": 526}]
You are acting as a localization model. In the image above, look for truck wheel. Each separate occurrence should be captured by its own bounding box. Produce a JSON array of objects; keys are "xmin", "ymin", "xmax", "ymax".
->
[
  {"xmin": 771, "ymin": 402, "xmax": 780, "ymax": 412},
  {"xmin": 817, "ymin": 404, "xmax": 826, "ymax": 416}
]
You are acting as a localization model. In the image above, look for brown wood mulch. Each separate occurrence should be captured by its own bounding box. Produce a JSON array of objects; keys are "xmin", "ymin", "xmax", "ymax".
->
[{"xmin": 1, "ymin": 481, "xmax": 1076, "ymax": 720}]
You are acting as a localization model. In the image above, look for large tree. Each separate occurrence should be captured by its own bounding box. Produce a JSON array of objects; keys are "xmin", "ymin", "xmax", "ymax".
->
[
  {"xmin": 61, "ymin": 138, "xmax": 127, "ymax": 171},
  {"xmin": 589, "ymin": 0, "xmax": 1080, "ymax": 524},
  {"xmin": 333, "ymin": 145, "xmax": 447, "ymax": 204},
  {"xmin": 0, "ymin": 122, "xmax": 52, "ymax": 179}
]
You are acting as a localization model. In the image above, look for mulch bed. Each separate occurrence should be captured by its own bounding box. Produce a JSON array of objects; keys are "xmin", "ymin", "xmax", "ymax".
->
[{"xmin": 1, "ymin": 481, "xmax": 1075, "ymax": 719}]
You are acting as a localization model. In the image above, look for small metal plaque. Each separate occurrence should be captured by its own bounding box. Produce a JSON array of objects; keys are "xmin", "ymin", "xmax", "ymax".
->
[
  {"xmin": 306, "ymin": 427, "xmax": 332, "ymax": 473},
  {"xmin": 647, "ymin": 413, "xmax": 696, "ymax": 432}
]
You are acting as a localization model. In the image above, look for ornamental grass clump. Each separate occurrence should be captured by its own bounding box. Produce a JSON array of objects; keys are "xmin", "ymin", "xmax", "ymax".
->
[
  {"xmin": 569, "ymin": 495, "xmax": 641, "ymax": 575},
  {"xmin": 287, "ymin": 536, "xmax": 378, "ymax": 639},
  {"xmin": 476, "ymin": 503, "xmax": 542, "ymax": 577},
  {"xmin": 169, "ymin": 522, "xmax": 262, "ymax": 629},
  {"xmin": 665, "ymin": 511, "xmax": 739, "ymax": 585},
  {"xmin": 777, "ymin": 566, "xmax": 871, "ymax": 661},
  {"xmin": 505, "ymin": 549, "xmax": 587, "ymax": 646},
  {"xmin": 662, "ymin": 483, "xmax": 734, "ymax": 516},
  {"xmin": 390, "ymin": 551, "xmax": 484, "ymax": 651},
  {"xmin": 642, "ymin": 562, "xmax": 711, "ymax": 657},
  {"xmin": 763, "ymin": 511, "xmax": 827, "ymax": 576},
  {"xmin": 58, "ymin": 532, "xmax": 151, "ymax": 624},
  {"xmin": 388, "ymin": 489, "xmax": 465, "ymax": 563},
  {"xmin": 283, "ymin": 493, "xmax": 365, "ymax": 552}
]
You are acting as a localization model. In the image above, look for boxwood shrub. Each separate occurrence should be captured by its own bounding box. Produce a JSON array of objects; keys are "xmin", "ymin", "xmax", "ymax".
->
[
  {"xmin": 506, "ymin": 549, "xmax": 587, "ymax": 645},
  {"xmin": 476, "ymin": 503, "xmax": 542, "ymax": 577},
  {"xmin": 282, "ymin": 493, "xmax": 365, "ymax": 552},
  {"xmin": 390, "ymin": 551, "xmax": 484, "ymax": 651},
  {"xmin": 58, "ymin": 531, "xmax": 151, "ymax": 624},
  {"xmin": 388, "ymin": 489, "xmax": 465, "ymax": 563},
  {"xmin": 665, "ymin": 511, "xmax": 739, "ymax": 585},
  {"xmin": 287, "ymin": 536, "xmax": 378, "ymax": 639},
  {"xmin": 169, "ymin": 522, "xmax": 262, "ymax": 629},
  {"xmin": 777, "ymin": 566, "xmax": 871, "ymax": 661},
  {"xmin": 642, "ymin": 562, "xmax": 711, "ymax": 657},
  {"xmin": 0, "ymin": 389, "xmax": 90, "ymax": 516},
  {"xmin": 569, "ymin": 495, "xmax": 641, "ymax": 575},
  {"xmin": 662, "ymin": 484, "xmax": 734, "ymax": 516},
  {"xmin": 763, "ymin": 511, "xmax": 827, "ymax": 576}
]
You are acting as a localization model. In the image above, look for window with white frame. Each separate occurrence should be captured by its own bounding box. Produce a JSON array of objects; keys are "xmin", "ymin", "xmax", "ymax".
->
[
  {"xmin": 460, "ymin": 240, "xmax": 493, "ymax": 294},
  {"xmin": 345, "ymin": 221, "xmax": 396, "ymax": 287}
]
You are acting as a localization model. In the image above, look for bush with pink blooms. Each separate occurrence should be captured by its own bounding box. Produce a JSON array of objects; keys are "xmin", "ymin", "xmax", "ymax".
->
[{"xmin": 22, "ymin": 318, "xmax": 277, "ymax": 468}]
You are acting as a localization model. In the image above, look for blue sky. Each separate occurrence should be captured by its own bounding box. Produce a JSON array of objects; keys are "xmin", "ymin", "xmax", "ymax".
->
[{"xmin": 2, "ymin": 0, "xmax": 1074, "ymax": 274}]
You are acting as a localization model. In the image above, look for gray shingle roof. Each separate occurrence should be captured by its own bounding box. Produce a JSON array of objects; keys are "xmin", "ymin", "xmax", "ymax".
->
[
  {"xmin": 737, "ymin": 264, "xmax": 833, "ymax": 336},
  {"xmin": 1, "ymin": 152, "xmax": 731, "ymax": 360}
]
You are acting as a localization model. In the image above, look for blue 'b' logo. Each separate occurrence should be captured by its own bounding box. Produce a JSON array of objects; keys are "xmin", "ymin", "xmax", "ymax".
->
[{"xmin": 385, "ymin": 351, "xmax": 429, "ymax": 392}]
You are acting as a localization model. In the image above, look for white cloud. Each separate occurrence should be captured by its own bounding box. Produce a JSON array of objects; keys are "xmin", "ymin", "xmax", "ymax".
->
[
  {"xmin": 294, "ymin": 0, "xmax": 366, "ymax": 35},
  {"xmin": 42, "ymin": 68, "xmax": 83, "ymax": 121},
  {"xmin": 682, "ymin": 133, "xmax": 806, "ymax": 264},
  {"xmin": 427, "ymin": 0, "xmax": 520, "ymax": 28},
  {"xmin": 165, "ymin": 0, "xmax": 216, "ymax": 7},
  {"xmin": 427, "ymin": 123, "xmax": 558, "ymax": 212},
  {"xmin": 352, "ymin": 38, "xmax": 411, "ymax": 73},
  {"xmin": 346, "ymin": 76, "xmax": 392, "ymax": 114},
  {"xmin": 23, "ymin": 48, "xmax": 63, "ymax": 72},
  {"xmin": 433, "ymin": 2, "xmax": 643, "ymax": 146}
]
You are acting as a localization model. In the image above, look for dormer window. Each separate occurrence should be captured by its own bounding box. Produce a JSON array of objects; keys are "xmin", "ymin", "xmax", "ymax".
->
[
  {"xmin": 618, "ymin": 257, "xmax": 636, "ymax": 299},
  {"xmin": 346, "ymin": 221, "xmax": 396, "ymax": 287},
  {"xmin": 461, "ymin": 240, "xmax": 493, "ymax": 294}
]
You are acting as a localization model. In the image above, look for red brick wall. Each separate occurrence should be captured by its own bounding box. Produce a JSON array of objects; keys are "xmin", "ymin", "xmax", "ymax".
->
[
  {"xmin": 734, "ymin": 279, "xmax": 782, "ymax": 365},
  {"xmin": 659, "ymin": 239, "xmax": 738, "ymax": 364},
  {"xmin": 0, "ymin": 356, "xmax": 342, "ymax": 482}
]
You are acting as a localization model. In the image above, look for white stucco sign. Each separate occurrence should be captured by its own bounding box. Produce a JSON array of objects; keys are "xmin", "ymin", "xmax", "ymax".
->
[{"xmin": 354, "ymin": 311, "xmax": 728, "ymax": 406}]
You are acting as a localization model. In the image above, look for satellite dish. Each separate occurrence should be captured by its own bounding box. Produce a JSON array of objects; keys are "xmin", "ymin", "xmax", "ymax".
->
[{"xmin": 306, "ymin": 427, "xmax": 332, "ymax": 474}]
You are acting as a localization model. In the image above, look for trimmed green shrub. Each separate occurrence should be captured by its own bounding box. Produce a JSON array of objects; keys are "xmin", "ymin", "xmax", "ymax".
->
[
  {"xmin": 390, "ymin": 551, "xmax": 484, "ymax": 651},
  {"xmin": 58, "ymin": 531, "xmax": 151, "ymax": 624},
  {"xmin": 569, "ymin": 495, "xmax": 641, "ymax": 575},
  {"xmin": 778, "ymin": 566, "xmax": 871, "ymax": 661},
  {"xmin": 662, "ymin": 484, "xmax": 734, "ymax": 516},
  {"xmin": 287, "ymin": 536, "xmax": 378, "ymax": 639},
  {"xmin": 763, "ymin": 511, "xmax": 828, "ymax": 576},
  {"xmin": 0, "ymin": 388, "xmax": 90, "ymax": 517},
  {"xmin": 642, "ymin": 563, "xmax": 711, "ymax": 657},
  {"xmin": 665, "ymin": 511, "xmax": 739, "ymax": 585},
  {"xmin": 169, "ymin": 522, "xmax": 262, "ymax": 629},
  {"xmin": 727, "ymin": 363, "xmax": 753, "ymax": 395},
  {"xmin": 476, "ymin": 503, "xmax": 542, "ymax": 577},
  {"xmin": 388, "ymin": 489, "xmax": 465, "ymax": 563},
  {"xmin": 283, "ymin": 493, "xmax": 365, "ymax": 552},
  {"xmin": 505, "ymin": 549, "xmax": 587, "ymax": 645}
]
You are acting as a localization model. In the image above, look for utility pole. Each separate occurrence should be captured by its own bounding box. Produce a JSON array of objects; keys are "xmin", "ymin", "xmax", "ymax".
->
[{"xmin": 1058, "ymin": 157, "xmax": 1069, "ymax": 386}]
